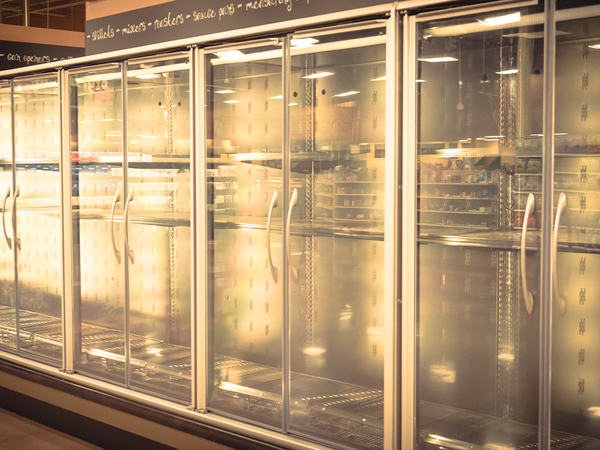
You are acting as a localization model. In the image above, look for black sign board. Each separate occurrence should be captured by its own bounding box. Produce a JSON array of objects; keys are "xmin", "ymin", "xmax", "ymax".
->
[
  {"xmin": 0, "ymin": 40, "xmax": 84, "ymax": 71},
  {"xmin": 85, "ymin": 0, "xmax": 388, "ymax": 55}
]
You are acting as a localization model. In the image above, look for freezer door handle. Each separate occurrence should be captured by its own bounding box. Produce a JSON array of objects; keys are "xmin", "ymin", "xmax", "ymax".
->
[
  {"xmin": 266, "ymin": 190, "xmax": 278, "ymax": 283},
  {"xmin": 286, "ymin": 188, "xmax": 299, "ymax": 284},
  {"xmin": 2, "ymin": 186, "xmax": 11, "ymax": 250},
  {"xmin": 553, "ymin": 192, "xmax": 567, "ymax": 316},
  {"xmin": 124, "ymin": 187, "xmax": 135, "ymax": 264},
  {"xmin": 11, "ymin": 185, "xmax": 20, "ymax": 251},
  {"xmin": 110, "ymin": 188, "xmax": 122, "ymax": 264},
  {"xmin": 520, "ymin": 193, "xmax": 535, "ymax": 314}
]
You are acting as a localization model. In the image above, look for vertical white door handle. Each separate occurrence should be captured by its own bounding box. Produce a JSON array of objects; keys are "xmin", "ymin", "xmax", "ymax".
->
[
  {"xmin": 11, "ymin": 185, "xmax": 20, "ymax": 251},
  {"xmin": 266, "ymin": 190, "xmax": 278, "ymax": 283},
  {"xmin": 2, "ymin": 186, "xmax": 11, "ymax": 249},
  {"xmin": 123, "ymin": 187, "xmax": 134, "ymax": 264},
  {"xmin": 553, "ymin": 192, "xmax": 567, "ymax": 316},
  {"xmin": 110, "ymin": 188, "xmax": 122, "ymax": 264},
  {"xmin": 286, "ymin": 188, "xmax": 299, "ymax": 284},
  {"xmin": 520, "ymin": 193, "xmax": 535, "ymax": 314}
]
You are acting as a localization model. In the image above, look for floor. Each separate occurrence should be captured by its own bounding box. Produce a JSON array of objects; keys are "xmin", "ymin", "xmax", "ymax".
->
[{"xmin": 0, "ymin": 407, "xmax": 101, "ymax": 450}]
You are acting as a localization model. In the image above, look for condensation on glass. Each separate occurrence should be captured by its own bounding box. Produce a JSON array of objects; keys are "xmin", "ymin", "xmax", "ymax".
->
[
  {"xmin": 0, "ymin": 81, "xmax": 15, "ymax": 352},
  {"xmin": 13, "ymin": 75, "xmax": 63, "ymax": 364},
  {"xmin": 416, "ymin": 4, "xmax": 544, "ymax": 449},
  {"xmin": 125, "ymin": 55, "xmax": 192, "ymax": 401},
  {"xmin": 68, "ymin": 56, "xmax": 193, "ymax": 402},
  {"xmin": 205, "ymin": 41, "xmax": 285, "ymax": 428},
  {"xmin": 69, "ymin": 64, "xmax": 126, "ymax": 384}
]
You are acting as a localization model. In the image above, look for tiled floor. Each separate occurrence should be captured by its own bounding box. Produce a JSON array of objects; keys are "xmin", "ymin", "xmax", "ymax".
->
[{"xmin": 0, "ymin": 407, "xmax": 102, "ymax": 450}]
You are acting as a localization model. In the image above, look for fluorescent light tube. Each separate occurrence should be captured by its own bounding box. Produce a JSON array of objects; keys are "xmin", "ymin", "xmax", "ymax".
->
[
  {"xmin": 136, "ymin": 74, "xmax": 160, "ymax": 79},
  {"xmin": 291, "ymin": 38, "xmax": 318, "ymax": 47},
  {"xmin": 303, "ymin": 72, "xmax": 333, "ymax": 79},
  {"xmin": 478, "ymin": 12, "xmax": 521, "ymax": 27},
  {"xmin": 418, "ymin": 57, "xmax": 458, "ymax": 63},
  {"xmin": 333, "ymin": 91, "xmax": 359, "ymax": 97},
  {"xmin": 216, "ymin": 50, "xmax": 245, "ymax": 61},
  {"xmin": 496, "ymin": 69, "xmax": 518, "ymax": 75}
]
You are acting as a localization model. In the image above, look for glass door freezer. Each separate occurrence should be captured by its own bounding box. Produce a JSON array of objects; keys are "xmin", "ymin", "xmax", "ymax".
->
[
  {"xmin": 415, "ymin": 3, "xmax": 545, "ymax": 449},
  {"xmin": 205, "ymin": 24, "xmax": 388, "ymax": 450},
  {"xmin": 68, "ymin": 54, "xmax": 193, "ymax": 403}
]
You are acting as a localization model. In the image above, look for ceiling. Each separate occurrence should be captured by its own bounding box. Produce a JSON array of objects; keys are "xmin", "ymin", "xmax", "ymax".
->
[{"xmin": 0, "ymin": 0, "xmax": 95, "ymax": 31}]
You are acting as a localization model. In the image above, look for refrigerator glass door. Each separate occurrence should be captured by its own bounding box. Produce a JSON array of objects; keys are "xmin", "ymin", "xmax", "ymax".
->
[
  {"xmin": 69, "ymin": 65, "xmax": 126, "ymax": 384},
  {"xmin": 417, "ymin": 4, "xmax": 544, "ymax": 448},
  {"xmin": 205, "ymin": 41, "xmax": 284, "ymax": 428},
  {"xmin": 13, "ymin": 74, "xmax": 62, "ymax": 364},
  {"xmin": 0, "ymin": 81, "xmax": 15, "ymax": 351},
  {"xmin": 288, "ymin": 27, "xmax": 386, "ymax": 449},
  {"xmin": 552, "ymin": 3, "xmax": 600, "ymax": 446},
  {"xmin": 125, "ymin": 55, "xmax": 192, "ymax": 402}
]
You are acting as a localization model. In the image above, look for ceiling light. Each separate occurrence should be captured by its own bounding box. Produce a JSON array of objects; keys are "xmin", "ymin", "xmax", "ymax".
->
[
  {"xmin": 334, "ymin": 91, "xmax": 359, "ymax": 97},
  {"xmin": 496, "ymin": 69, "xmax": 518, "ymax": 75},
  {"xmin": 223, "ymin": 100, "xmax": 241, "ymax": 104},
  {"xmin": 371, "ymin": 76, "xmax": 386, "ymax": 81},
  {"xmin": 291, "ymin": 38, "xmax": 318, "ymax": 47},
  {"xmin": 478, "ymin": 12, "xmax": 521, "ymax": 27},
  {"xmin": 303, "ymin": 72, "xmax": 333, "ymax": 79},
  {"xmin": 418, "ymin": 57, "xmax": 458, "ymax": 63},
  {"xmin": 215, "ymin": 89, "xmax": 235, "ymax": 94},
  {"xmin": 216, "ymin": 50, "xmax": 245, "ymax": 61}
]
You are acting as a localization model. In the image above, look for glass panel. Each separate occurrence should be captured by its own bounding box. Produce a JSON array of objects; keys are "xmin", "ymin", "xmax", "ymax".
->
[
  {"xmin": 0, "ymin": 81, "xmax": 15, "ymax": 352},
  {"xmin": 13, "ymin": 75, "xmax": 62, "ymax": 363},
  {"xmin": 552, "ymin": 3, "xmax": 600, "ymax": 446},
  {"xmin": 126, "ymin": 55, "xmax": 191, "ymax": 402},
  {"xmin": 205, "ymin": 42, "xmax": 284, "ymax": 428},
  {"xmin": 289, "ymin": 28, "xmax": 386, "ymax": 449},
  {"xmin": 69, "ymin": 65, "xmax": 125, "ymax": 384},
  {"xmin": 417, "ymin": 5, "xmax": 543, "ymax": 449}
]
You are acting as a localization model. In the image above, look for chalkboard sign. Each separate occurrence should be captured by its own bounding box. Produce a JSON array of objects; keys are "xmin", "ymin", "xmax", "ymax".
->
[
  {"xmin": 0, "ymin": 40, "xmax": 84, "ymax": 71},
  {"xmin": 85, "ymin": 0, "xmax": 389, "ymax": 55}
]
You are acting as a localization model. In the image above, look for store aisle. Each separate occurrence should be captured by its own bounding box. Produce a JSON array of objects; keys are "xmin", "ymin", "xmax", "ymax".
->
[{"xmin": 0, "ymin": 407, "xmax": 102, "ymax": 450}]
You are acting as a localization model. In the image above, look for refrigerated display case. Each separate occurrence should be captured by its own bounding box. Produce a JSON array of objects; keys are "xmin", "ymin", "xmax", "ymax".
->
[
  {"xmin": 416, "ymin": 4, "xmax": 545, "ymax": 449},
  {"xmin": 205, "ymin": 26, "xmax": 387, "ymax": 449},
  {"xmin": 69, "ymin": 55, "xmax": 193, "ymax": 402},
  {"xmin": 552, "ymin": 3, "xmax": 600, "ymax": 444},
  {"xmin": 415, "ymin": 2, "xmax": 600, "ymax": 450},
  {"xmin": 0, "ymin": 75, "xmax": 64, "ymax": 365},
  {"xmin": 0, "ymin": 1, "xmax": 599, "ymax": 450}
]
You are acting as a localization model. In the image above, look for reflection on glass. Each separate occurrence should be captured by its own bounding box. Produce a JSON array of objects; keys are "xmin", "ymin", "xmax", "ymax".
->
[
  {"xmin": 13, "ymin": 75, "xmax": 62, "ymax": 363},
  {"xmin": 69, "ymin": 65, "xmax": 126, "ymax": 384},
  {"xmin": 552, "ymin": 7, "xmax": 600, "ymax": 447},
  {"xmin": 0, "ymin": 81, "xmax": 15, "ymax": 351},
  {"xmin": 417, "ymin": 6, "xmax": 543, "ymax": 449},
  {"xmin": 125, "ymin": 56, "xmax": 192, "ymax": 402},
  {"xmin": 205, "ymin": 42, "xmax": 284, "ymax": 428},
  {"xmin": 288, "ymin": 28, "xmax": 386, "ymax": 449}
]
